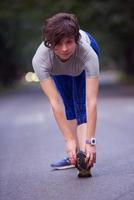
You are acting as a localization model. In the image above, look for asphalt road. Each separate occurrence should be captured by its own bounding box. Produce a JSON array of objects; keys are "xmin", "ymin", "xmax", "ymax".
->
[{"xmin": 0, "ymin": 83, "xmax": 134, "ymax": 200}]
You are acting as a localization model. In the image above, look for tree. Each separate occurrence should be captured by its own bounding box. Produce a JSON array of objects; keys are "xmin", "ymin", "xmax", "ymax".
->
[
  {"xmin": 0, "ymin": 0, "xmax": 134, "ymax": 88},
  {"xmin": 79, "ymin": 0, "xmax": 134, "ymax": 75}
]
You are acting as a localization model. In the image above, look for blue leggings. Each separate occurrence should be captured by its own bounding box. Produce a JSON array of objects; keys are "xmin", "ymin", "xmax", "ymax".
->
[{"xmin": 52, "ymin": 32, "xmax": 100, "ymax": 125}]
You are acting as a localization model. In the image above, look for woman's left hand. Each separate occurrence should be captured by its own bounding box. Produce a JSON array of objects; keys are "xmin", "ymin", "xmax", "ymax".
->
[{"xmin": 85, "ymin": 144, "xmax": 96, "ymax": 168}]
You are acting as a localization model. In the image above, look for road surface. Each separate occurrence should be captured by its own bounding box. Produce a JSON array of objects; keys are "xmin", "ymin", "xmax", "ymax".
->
[{"xmin": 0, "ymin": 83, "xmax": 134, "ymax": 200}]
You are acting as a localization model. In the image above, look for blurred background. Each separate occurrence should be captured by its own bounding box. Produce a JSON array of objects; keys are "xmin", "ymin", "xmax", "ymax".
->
[
  {"xmin": 0, "ymin": 0, "xmax": 134, "ymax": 89},
  {"xmin": 0, "ymin": 1, "xmax": 134, "ymax": 199}
]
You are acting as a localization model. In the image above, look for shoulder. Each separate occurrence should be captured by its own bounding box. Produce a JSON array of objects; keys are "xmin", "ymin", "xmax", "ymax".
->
[
  {"xmin": 32, "ymin": 42, "xmax": 53, "ymax": 81},
  {"xmin": 78, "ymin": 30, "xmax": 92, "ymax": 55},
  {"xmin": 79, "ymin": 30, "xmax": 91, "ymax": 45},
  {"xmin": 32, "ymin": 42, "xmax": 52, "ymax": 66},
  {"xmin": 78, "ymin": 30, "xmax": 98, "ymax": 59}
]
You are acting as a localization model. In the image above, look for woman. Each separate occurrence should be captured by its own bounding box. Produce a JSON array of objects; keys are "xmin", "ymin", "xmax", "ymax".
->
[{"xmin": 32, "ymin": 12, "xmax": 100, "ymax": 177}]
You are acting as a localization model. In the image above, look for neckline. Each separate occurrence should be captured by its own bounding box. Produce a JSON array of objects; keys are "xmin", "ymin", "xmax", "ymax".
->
[{"xmin": 53, "ymin": 45, "xmax": 79, "ymax": 64}]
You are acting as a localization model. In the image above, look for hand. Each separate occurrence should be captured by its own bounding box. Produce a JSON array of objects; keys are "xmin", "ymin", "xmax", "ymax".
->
[
  {"xmin": 85, "ymin": 144, "xmax": 96, "ymax": 168},
  {"xmin": 65, "ymin": 139, "xmax": 77, "ymax": 165}
]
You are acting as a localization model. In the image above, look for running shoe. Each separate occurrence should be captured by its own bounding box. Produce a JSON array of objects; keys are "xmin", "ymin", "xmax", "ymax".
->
[
  {"xmin": 76, "ymin": 150, "xmax": 92, "ymax": 178},
  {"xmin": 51, "ymin": 157, "xmax": 75, "ymax": 170}
]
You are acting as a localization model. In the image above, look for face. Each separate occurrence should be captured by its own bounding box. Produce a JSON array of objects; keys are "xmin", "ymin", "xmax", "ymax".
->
[{"xmin": 53, "ymin": 37, "xmax": 76, "ymax": 61}]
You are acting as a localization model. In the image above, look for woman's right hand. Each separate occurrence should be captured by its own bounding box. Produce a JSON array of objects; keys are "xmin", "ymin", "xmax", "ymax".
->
[{"xmin": 65, "ymin": 139, "xmax": 77, "ymax": 165}]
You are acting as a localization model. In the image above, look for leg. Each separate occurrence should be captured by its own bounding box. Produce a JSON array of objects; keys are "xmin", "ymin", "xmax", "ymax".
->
[
  {"xmin": 65, "ymin": 119, "xmax": 79, "ymax": 149},
  {"xmin": 50, "ymin": 75, "xmax": 79, "ymax": 169},
  {"xmin": 52, "ymin": 75, "xmax": 79, "ymax": 147},
  {"xmin": 72, "ymin": 71, "xmax": 92, "ymax": 177},
  {"xmin": 72, "ymin": 71, "xmax": 87, "ymax": 151},
  {"xmin": 77, "ymin": 123, "xmax": 87, "ymax": 151},
  {"xmin": 53, "ymin": 72, "xmax": 88, "ymax": 151}
]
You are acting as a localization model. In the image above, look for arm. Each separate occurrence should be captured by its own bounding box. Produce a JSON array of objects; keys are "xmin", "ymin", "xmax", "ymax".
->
[
  {"xmin": 86, "ymin": 77, "xmax": 99, "ymax": 139},
  {"xmin": 40, "ymin": 78, "xmax": 77, "ymax": 163},
  {"xmin": 85, "ymin": 77, "xmax": 99, "ymax": 167}
]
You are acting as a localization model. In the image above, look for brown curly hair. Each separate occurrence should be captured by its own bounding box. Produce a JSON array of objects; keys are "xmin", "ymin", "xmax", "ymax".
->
[{"xmin": 42, "ymin": 13, "xmax": 80, "ymax": 48}]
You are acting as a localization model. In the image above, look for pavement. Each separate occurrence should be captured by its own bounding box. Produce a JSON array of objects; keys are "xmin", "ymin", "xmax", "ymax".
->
[{"xmin": 0, "ymin": 73, "xmax": 134, "ymax": 200}]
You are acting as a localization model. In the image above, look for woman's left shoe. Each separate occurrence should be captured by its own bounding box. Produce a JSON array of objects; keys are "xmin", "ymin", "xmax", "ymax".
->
[{"xmin": 76, "ymin": 150, "xmax": 92, "ymax": 178}]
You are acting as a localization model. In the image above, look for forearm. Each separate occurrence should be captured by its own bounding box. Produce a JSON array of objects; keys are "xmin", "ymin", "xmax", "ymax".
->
[
  {"xmin": 86, "ymin": 102, "xmax": 97, "ymax": 139},
  {"xmin": 40, "ymin": 79, "xmax": 75, "ymax": 142},
  {"xmin": 51, "ymin": 100, "xmax": 75, "ymax": 141},
  {"xmin": 86, "ymin": 77, "xmax": 99, "ymax": 140}
]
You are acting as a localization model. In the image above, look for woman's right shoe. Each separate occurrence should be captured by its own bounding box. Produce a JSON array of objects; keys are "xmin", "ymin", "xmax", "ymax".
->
[{"xmin": 51, "ymin": 157, "xmax": 75, "ymax": 170}]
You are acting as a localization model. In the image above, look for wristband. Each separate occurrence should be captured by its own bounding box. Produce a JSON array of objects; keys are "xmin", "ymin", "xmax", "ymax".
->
[{"xmin": 86, "ymin": 138, "xmax": 96, "ymax": 146}]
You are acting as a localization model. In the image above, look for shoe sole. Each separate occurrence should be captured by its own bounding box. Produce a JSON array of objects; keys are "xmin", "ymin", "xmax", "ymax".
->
[
  {"xmin": 76, "ymin": 151, "xmax": 92, "ymax": 178},
  {"xmin": 77, "ymin": 169, "xmax": 92, "ymax": 178},
  {"xmin": 51, "ymin": 165, "xmax": 75, "ymax": 170}
]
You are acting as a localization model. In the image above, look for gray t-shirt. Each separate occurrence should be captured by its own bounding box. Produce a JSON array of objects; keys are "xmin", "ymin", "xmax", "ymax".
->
[{"xmin": 32, "ymin": 30, "xmax": 99, "ymax": 80}]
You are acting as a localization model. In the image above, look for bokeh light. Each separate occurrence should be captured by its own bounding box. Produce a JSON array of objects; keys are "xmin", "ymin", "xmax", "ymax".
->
[{"xmin": 25, "ymin": 72, "xmax": 39, "ymax": 82}]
